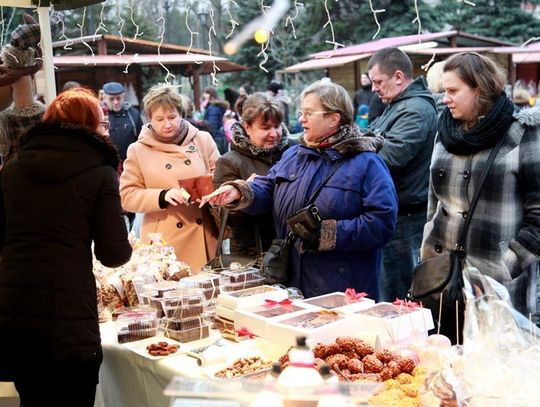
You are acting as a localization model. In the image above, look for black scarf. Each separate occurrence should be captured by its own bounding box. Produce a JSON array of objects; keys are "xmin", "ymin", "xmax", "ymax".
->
[{"xmin": 438, "ymin": 93, "xmax": 515, "ymax": 155}]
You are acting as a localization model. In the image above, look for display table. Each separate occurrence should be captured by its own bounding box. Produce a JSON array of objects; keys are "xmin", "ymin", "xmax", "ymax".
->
[{"xmin": 97, "ymin": 323, "xmax": 277, "ymax": 407}]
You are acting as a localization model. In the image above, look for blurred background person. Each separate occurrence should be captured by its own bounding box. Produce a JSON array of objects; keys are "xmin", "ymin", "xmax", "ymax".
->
[
  {"xmin": 426, "ymin": 60, "xmax": 447, "ymax": 114},
  {"xmin": 201, "ymin": 86, "xmax": 228, "ymax": 154},
  {"xmin": 513, "ymin": 88, "xmax": 532, "ymax": 112},
  {"xmin": 267, "ymin": 80, "xmax": 291, "ymax": 129},
  {"xmin": 213, "ymin": 93, "xmax": 290, "ymax": 257},
  {"xmin": 203, "ymin": 80, "xmax": 397, "ymax": 299},
  {"xmin": 421, "ymin": 52, "xmax": 540, "ymax": 342},
  {"xmin": 120, "ymin": 85, "xmax": 220, "ymax": 272},
  {"xmin": 62, "ymin": 80, "xmax": 81, "ymax": 92},
  {"xmin": 0, "ymin": 88, "xmax": 132, "ymax": 406}
]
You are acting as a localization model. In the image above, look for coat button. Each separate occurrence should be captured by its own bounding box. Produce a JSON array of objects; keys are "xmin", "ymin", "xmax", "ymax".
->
[
  {"xmin": 435, "ymin": 244, "xmax": 443, "ymax": 253},
  {"xmin": 461, "ymin": 210, "xmax": 469, "ymax": 219},
  {"xmin": 196, "ymin": 218, "xmax": 203, "ymax": 225},
  {"xmin": 463, "ymin": 170, "xmax": 470, "ymax": 179},
  {"xmin": 185, "ymin": 159, "xmax": 191, "ymax": 165},
  {"xmin": 289, "ymin": 173, "xmax": 296, "ymax": 179},
  {"xmin": 165, "ymin": 163, "xmax": 172, "ymax": 169},
  {"xmin": 438, "ymin": 168, "xmax": 445, "ymax": 177},
  {"xmin": 337, "ymin": 267, "xmax": 345, "ymax": 274},
  {"xmin": 176, "ymin": 221, "xmax": 183, "ymax": 228},
  {"xmin": 189, "ymin": 145, "xmax": 196, "ymax": 151}
]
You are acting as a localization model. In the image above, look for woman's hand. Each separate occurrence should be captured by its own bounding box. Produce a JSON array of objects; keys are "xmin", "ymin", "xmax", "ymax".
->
[
  {"xmin": 199, "ymin": 185, "xmax": 241, "ymax": 207},
  {"xmin": 164, "ymin": 188, "xmax": 190, "ymax": 206}
]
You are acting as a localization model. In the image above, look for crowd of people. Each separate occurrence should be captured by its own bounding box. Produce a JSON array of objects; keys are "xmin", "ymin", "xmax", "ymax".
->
[{"xmin": 0, "ymin": 12, "xmax": 540, "ymax": 406}]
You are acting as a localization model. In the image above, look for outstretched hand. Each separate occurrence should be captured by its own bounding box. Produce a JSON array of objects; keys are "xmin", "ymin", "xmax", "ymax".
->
[{"xmin": 199, "ymin": 185, "xmax": 241, "ymax": 208}]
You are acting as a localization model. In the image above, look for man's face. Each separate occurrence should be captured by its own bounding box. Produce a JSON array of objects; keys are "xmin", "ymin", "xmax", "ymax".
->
[
  {"xmin": 360, "ymin": 74, "xmax": 371, "ymax": 87},
  {"xmin": 104, "ymin": 93, "xmax": 125, "ymax": 112},
  {"xmin": 368, "ymin": 64, "xmax": 402, "ymax": 104}
]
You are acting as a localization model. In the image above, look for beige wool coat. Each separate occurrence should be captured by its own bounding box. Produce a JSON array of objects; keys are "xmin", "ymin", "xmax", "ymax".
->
[{"xmin": 120, "ymin": 121, "xmax": 220, "ymax": 272}]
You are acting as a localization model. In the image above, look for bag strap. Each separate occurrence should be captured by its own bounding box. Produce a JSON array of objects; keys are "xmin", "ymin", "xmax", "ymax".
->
[
  {"xmin": 455, "ymin": 134, "xmax": 506, "ymax": 251},
  {"xmin": 305, "ymin": 158, "xmax": 346, "ymax": 206},
  {"xmin": 214, "ymin": 208, "xmax": 263, "ymax": 257}
]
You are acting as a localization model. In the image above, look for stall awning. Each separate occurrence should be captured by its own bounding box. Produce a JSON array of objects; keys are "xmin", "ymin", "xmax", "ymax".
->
[
  {"xmin": 52, "ymin": 53, "xmax": 248, "ymax": 75},
  {"xmin": 284, "ymin": 54, "xmax": 371, "ymax": 73}
]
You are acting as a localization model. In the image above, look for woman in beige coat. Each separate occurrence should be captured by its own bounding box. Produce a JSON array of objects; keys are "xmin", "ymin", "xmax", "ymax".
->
[{"xmin": 120, "ymin": 85, "xmax": 220, "ymax": 271}]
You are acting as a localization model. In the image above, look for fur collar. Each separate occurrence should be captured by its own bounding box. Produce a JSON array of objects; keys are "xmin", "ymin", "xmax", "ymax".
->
[
  {"xmin": 230, "ymin": 121, "xmax": 290, "ymax": 163},
  {"xmin": 514, "ymin": 106, "xmax": 540, "ymax": 127},
  {"xmin": 22, "ymin": 121, "xmax": 120, "ymax": 169}
]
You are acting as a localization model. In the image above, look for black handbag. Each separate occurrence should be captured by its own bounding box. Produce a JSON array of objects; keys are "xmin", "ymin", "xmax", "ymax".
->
[
  {"xmin": 260, "ymin": 159, "xmax": 346, "ymax": 285},
  {"xmin": 408, "ymin": 134, "xmax": 505, "ymax": 343},
  {"xmin": 205, "ymin": 208, "xmax": 262, "ymax": 271}
]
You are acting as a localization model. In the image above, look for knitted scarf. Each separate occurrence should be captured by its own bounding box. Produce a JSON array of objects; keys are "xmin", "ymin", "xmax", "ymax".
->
[
  {"xmin": 438, "ymin": 93, "xmax": 515, "ymax": 155},
  {"xmin": 229, "ymin": 121, "xmax": 290, "ymax": 164},
  {"xmin": 299, "ymin": 124, "xmax": 384, "ymax": 157},
  {"xmin": 150, "ymin": 120, "xmax": 189, "ymax": 145}
]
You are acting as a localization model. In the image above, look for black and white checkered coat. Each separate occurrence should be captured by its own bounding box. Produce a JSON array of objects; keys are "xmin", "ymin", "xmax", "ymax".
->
[{"xmin": 421, "ymin": 107, "xmax": 540, "ymax": 284}]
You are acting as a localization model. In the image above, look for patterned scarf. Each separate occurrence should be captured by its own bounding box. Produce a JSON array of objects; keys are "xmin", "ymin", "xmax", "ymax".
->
[
  {"xmin": 230, "ymin": 121, "xmax": 290, "ymax": 163},
  {"xmin": 150, "ymin": 120, "xmax": 189, "ymax": 145},
  {"xmin": 438, "ymin": 93, "xmax": 515, "ymax": 155},
  {"xmin": 299, "ymin": 123, "xmax": 384, "ymax": 156}
]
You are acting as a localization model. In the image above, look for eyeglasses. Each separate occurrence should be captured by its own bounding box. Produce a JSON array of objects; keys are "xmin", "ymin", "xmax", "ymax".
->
[
  {"xmin": 297, "ymin": 110, "xmax": 333, "ymax": 119},
  {"xmin": 99, "ymin": 121, "xmax": 110, "ymax": 130}
]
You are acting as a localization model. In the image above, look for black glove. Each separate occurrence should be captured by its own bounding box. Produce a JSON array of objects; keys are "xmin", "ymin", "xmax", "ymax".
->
[{"xmin": 287, "ymin": 205, "xmax": 322, "ymax": 252}]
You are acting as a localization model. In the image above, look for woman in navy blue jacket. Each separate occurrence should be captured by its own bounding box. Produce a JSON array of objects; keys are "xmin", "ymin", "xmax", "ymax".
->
[{"xmin": 202, "ymin": 81, "xmax": 397, "ymax": 299}]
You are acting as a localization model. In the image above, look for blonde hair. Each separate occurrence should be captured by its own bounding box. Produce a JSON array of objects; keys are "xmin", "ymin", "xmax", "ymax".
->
[
  {"xmin": 299, "ymin": 80, "xmax": 354, "ymax": 125},
  {"xmin": 142, "ymin": 84, "xmax": 184, "ymax": 119},
  {"xmin": 426, "ymin": 60, "xmax": 445, "ymax": 93}
]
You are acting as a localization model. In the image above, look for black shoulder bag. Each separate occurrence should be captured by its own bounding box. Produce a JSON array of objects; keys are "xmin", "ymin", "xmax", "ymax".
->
[
  {"xmin": 205, "ymin": 208, "xmax": 263, "ymax": 272},
  {"xmin": 261, "ymin": 159, "xmax": 345, "ymax": 285},
  {"xmin": 408, "ymin": 134, "xmax": 505, "ymax": 343}
]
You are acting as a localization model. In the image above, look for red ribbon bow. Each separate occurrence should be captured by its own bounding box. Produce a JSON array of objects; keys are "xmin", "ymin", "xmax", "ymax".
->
[
  {"xmin": 345, "ymin": 288, "xmax": 368, "ymax": 300},
  {"xmin": 392, "ymin": 298, "xmax": 420, "ymax": 309},
  {"xmin": 236, "ymin": 327, "xmax": 256, "ymax": 339},
  {"xmin": 264, "ymin": 298, "xmax": 293, "ymax": 306}
]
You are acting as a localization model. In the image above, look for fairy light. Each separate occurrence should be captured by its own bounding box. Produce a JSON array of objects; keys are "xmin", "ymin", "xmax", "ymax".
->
[
  {"xmin": 285, "ymin": 0, "xmax": 303, "ymax": 40},
  {"xmin": 225, "ymin": 1, "xmax": 240, "ymax": 40},
  {"xmin": 457, "ymin": 0, "xmax": 476, "ymax": 6},
  {"xmin": 421, "ymin": 53, "xmax": 436, "ymax": 71},
  {"xmin": 184, "ymin": 5, "xmax": 202, "ymax": 64},
  {"xmin": 157, "ymin": 11, "xmax": 175, "ymax": 84},
  {"xmin": 77, "ymin": 7, "xmax": 96, "ymax": 60},
  {"xmin": 522, "ymin": 37, "xmax": 540, "ymax": 47},
  {"xmin": 412, "ymin": 0, "xmax": 421, "ymax": 38},
  {"xmin": 127, "ymin": 0, "xmax": 143, "ymax": 40},
  {"xmin": 94, "ymin": 0, "xmax": 109, "ymax": 36},
  {"xmin": 116, "ymin": 0, "xmax": 127, "ymax": 56},
  {"xmin": 255, "ymin": 0, "xmax": 272, "ymax": 72},
  {"xmin": 0, "ymin": 7, "xmax": 5, "ymax": 48},
  {"xmin": 59, "ymin": 17, "xmax": 74, "ymax": 51},
  {"xmin": 207, "ymin": 6, "xmax": 220, "ymax": 86},
  {"xmin": 257, "ymin": 41, "xmax": 270, "ymax": 73},
  {"xmin": 322, "ymin": 0, "xmax": 344, "ymax": 54},
  {"xmin": 368, "ymin": 0, "xmax": 385, "ymax": 40}
]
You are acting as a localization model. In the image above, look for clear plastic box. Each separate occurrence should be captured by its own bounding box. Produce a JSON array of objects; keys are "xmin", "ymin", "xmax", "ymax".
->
[
  {"xmin": 161, "ymin": 316, "xmax": 208, "ymax": 331},
  {"xmin": 220, "ymin": 267, "xmax": 262, "ymax": 284},
  {"xmin": 115, "ymin": 310, "xmax": 158, "ymax": 343},
  {"xmin": 181, "ymin": 273, "xmax": 221, "ymax": 300},
  {"xmin": 160, "ymin": 289, "xmax": 206, "ymax": 319},
  {"xmin": 220, "ymin": 277, "xmax": 265, "ymax": 293},
  {"xmin": 165, "ymin": 324, "xmax": 211, "ymax": 342},
  {"xmin": 300, "ymin": 292, "xmax": 375, "ymax": 314}
]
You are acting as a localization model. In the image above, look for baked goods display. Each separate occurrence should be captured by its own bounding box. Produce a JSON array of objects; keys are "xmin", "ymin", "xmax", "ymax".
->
[
  {"xmin": 214, "ymin": 356, "xmax": 272, "ymax": 378},
  {"xmin": 116, "ymin": 310, "xmax": 158, "ymax": 343},
  {"xmin": 146, "ymin": 341, "xmax": 179, "ymax": 357}
]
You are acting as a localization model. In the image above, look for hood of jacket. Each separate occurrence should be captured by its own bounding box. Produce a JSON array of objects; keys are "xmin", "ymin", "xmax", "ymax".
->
[
  {"xmin": 137, "ymin": 120, "xmax": 200, "ymax": 151},
  {"xmin": 209, "ymin": 99, "xmax": 229, "ymax": 112},
  {"xmin": 392, "ymin": 76, "xmax": 436, "ymax": 111},
  {"xmin": 229, "ymin": 121, "xmax": 290, "ymax": 164},
  {"xmin": 17, "ymin": 121, "xmax": 119, "ymax": 182},
  {"xmin": 514, "ymin": 106, "xmax": 540, "ymax": 127}
]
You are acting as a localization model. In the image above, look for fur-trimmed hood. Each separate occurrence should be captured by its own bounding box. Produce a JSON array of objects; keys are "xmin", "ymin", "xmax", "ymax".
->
[
  {"xmin": 230, "ymin": 121, "xmax": 290, "ymax": 164},
  {"xmin": 514, "ymin": 106, "xmax": 540, "ymax": 127},
  {"xmin": 17, "ymin": 121, "xmax": 119, "ymax": 182}
]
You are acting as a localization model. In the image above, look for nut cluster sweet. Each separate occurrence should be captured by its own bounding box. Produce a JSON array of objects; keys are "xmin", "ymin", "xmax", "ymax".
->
[
  {"xmin": 214, "ymin": 356, "xmax": 272, "ymax": 378},
  {"xmin": 146, "ymin": 341, "xmax": 179, "ymax": 357}
]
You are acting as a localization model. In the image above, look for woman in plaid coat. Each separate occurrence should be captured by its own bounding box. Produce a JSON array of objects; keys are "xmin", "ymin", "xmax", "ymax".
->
[{"xmin": 420, "ymin": 52, "xmax": 540, "ymax": 341}]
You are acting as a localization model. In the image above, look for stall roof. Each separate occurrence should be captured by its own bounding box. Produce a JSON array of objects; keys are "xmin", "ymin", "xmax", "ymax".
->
[
  {"xmin": 52, "ymin": 53, "xmax": 247, "ymax": 75},
  {"xmin": 284, "ymin": 54, "xmax": 371, "ymax": 73}
]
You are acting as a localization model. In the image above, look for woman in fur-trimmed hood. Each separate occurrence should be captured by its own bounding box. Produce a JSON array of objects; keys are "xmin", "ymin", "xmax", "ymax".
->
[
  {"xmin": 213, "ymin": 93, "xmax": 290, "ymax": 257},
  {"xmin": 420, "ymin": 52, "xmax": 540, "ymax": 343},
  {"xmin": 204, "ymin": 81, "xmax": 398, "ymax": 299}
]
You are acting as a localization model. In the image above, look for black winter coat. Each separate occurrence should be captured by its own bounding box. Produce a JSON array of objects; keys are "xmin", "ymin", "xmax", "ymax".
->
[
  {"xmin": 0, "ymin": 121, "xmax": 132, "ymax": 380},
  {"xmin": 213, "ymin": 122, "xmax": 289, "ymax": 256}
]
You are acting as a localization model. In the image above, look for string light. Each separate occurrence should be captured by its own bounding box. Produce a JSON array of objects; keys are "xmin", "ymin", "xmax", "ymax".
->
[
  {"xmin": 257, "ymin": 41, "xmax": 270, "ymax": 73},
  {"xmin": 184, "ymin": 5, "xmax": 202, "ymax": 64},
  {"xmin": 457, "ymin": 0, "xmax": 476, "ymax": 6},
  {"xmin": 94, "ymin": 0, "xmax": 109, "ymax": 36},
  {"xmin": 522, "ymin": 37, "xmax": 540, "ymax": 47},
  {"xmin": 421, "ymin": 53, "xmax": 436, "ymax": 71},
  {"xmin": 225, "ymin": 1, "xmax": 240, "ymax": 40},
  {"xmin": 59, "ymin": 17, "xmax": 74, "ymax": 51},
  {"xmin": 157, "ymin": 10, "xmax": 176, "ymax": 84},
  {"xmin": 115, "ymin": 0, "xmax": 127, "ymax": 56},
  {"xmin": 127, "ymin": 0, "xmax": 143, "ymax": 40},
  {"xmin": 0, "ymin": 7, "xmax": 5, "ymax": 48},
  {"xmin": 412, "ymin": 0, "xmax": 422, "ymax": 38},
  {"xmin": 77, "ymin": 7, "xmax": 96, "ymax": 61},
  {"xmin": 322, "ymin": 0, "xmax": 344, "ymax": 54},
  {"xmin": 255, "ymin": 0, "xmax": 271, "ymax": 72},
  {"xmin": 368, "ymin": 0, "xmax": 386, "ymax": 40},
  {"xmin": 207, "ymin": 5, "xmax": 220, "ymax": 86},
  {"xmin": 285, "ymin": 0, "xmax": 303, "ymax": 40}
]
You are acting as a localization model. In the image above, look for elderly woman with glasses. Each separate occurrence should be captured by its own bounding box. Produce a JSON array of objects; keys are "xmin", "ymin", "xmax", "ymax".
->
[{"xmin": 202, "ymin": 80, "xmax": 397, "ymax": 299}]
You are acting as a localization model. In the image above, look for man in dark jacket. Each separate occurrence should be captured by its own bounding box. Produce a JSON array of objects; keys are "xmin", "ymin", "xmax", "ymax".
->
[
  {"xmin": 102, "ymin": 81, "xmax": 143, "ymax": 161},
  {"xmin": 368, "ymin": 47, "xmax": 438, "ymax": 301}
]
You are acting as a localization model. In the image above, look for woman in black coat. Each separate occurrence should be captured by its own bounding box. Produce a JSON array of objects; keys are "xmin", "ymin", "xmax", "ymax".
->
[
  {"xmin": 0, "ymin": 88, "xmax": 132, "ymax": 407},
  {"xmin": 213, "ymin": 93, "xmax": 289, "ymax": 257}
]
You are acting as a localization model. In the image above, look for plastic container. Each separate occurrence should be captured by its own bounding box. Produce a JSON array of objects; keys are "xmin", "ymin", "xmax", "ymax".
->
[
  {"xmin": 220, "ymin": 267, "xmax": 263, "ymax": 284},
  {"xmin": 181, "ymin": 273, "xmax": 221, "ymax": 300},
  {"xmin": 300, "ymin": 292, "xmax": 374, "ymax": 314},
  {"xmin": 160, "ymin": 289, "xmax": 206, "ymax": 319},
  {"xmin": 250, "ymin": 363, "xmax": 283, "ymax": 407},
  {"xmin": 115, "ymin": 310, "xmax": 158, "ymax": 343},
  {"xmin": 165, "ymin": 324, "xmax": 210, "ymax": 342}
]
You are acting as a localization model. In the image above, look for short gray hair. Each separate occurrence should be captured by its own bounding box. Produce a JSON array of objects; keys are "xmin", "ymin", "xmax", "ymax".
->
[{"xmin": 299, "ymin": 80, "xmax": 354, "ymax": 125}]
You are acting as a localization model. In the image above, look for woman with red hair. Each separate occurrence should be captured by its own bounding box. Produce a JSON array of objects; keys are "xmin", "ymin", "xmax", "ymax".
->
[{"xmin": 0, "ymin": 88, "xmax": 132, "ymax": 406}]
